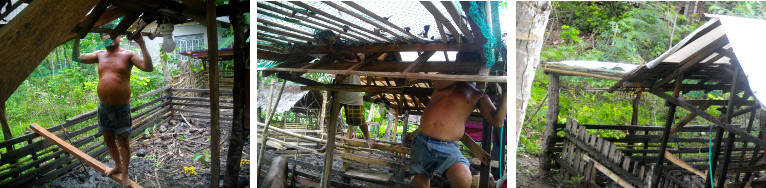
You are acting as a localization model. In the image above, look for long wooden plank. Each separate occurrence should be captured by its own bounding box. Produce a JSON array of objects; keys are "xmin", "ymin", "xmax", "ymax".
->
[
  {"xmin": 282, "ymin": 43, "xmax": 481, "ymax": 54},
  {"xmin": 28, "ymin": 123, "xmax": 142, "ymax": 188},
  {"xmin": 460, "ymin": 132, "xmax": 491, "ymax": 165},
  {"xmin": 342, "ymin": 1, "xmax": 426, "ymax": 43},
  {"xmin": 340, "ymin": 152, "xmax": 408, "ymax": 170},
  {"xmin": 664, "ymin": 151, "xmax": 706, "ymax": 178},
  {"xmin": 340, "ymin": 138, "xmax": 410, "ymax": 154}
]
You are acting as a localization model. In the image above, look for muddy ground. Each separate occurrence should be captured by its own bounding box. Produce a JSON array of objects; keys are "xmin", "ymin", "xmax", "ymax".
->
[{"xmin": 42, "ymin": 114, "xmax": 250, "ymax": 188}]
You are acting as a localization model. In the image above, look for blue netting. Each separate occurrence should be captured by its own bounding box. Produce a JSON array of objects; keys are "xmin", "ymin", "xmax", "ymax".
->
[{"xmin": 466, "ymin": 1, "xmax": 498, "ymax": 69}]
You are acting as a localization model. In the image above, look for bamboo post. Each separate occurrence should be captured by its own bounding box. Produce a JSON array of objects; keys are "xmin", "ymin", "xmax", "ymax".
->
[
  {"xmin": 256, "ymin": 80, "xmax": 287, "ymax": 173},
  {"xmin": 320, "ymin": 89, "xmax": 342, "ymax": 188},
  {"xmin": 540, "ymin": 74, "xmax": 559, "ymax": 175}
]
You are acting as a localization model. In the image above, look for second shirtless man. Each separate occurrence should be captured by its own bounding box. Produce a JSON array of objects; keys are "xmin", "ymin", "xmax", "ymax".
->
[
  {"xmin": 73, "ymin": 32, "xmax": 153, "ymax": 188},
  {"xmin": 411, "ymin": 80, "xmax": 507, "ymax": 188}
]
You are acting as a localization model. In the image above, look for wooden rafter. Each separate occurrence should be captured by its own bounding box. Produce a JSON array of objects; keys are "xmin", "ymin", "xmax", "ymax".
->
[
  {"xmin": 257, "ymin": 31, "xmax": 303, "ymax": 44},
  {"xmin": 421, "ymin": 1, "xmax": 462, "ymax": 43},
  {"xmin": 440, "ymin": 1, "xmax": 474, "ymax": 43},
  {"xmin": 322, "ymin": 1, "xmax": 410, "ymax": 44},
  {"xmin": 109, "ymin": 11, "xmax": 140, "ymax": 40},
  {"xmin": 653, "ymin": 27, "xmax": 728, "ymax": 90},
  {"xmin": 342, "ymin": 1, "xmax": 427, "ymax": 43},
  {"xmin": 289, "ymin": 1, "xmax": 394, "ymax": 43},
  {"xmin": 300, "ymin": 84, "xmax": 433, "ymax": 95},
  {"xmin": 402, "ymin": 51, "xmax": 435, "ymax": 73},
  {"xmin": 269, "ymin": 1, "xmax": 381, "ymax": 43},
  {"xmin": 257, "ymin": 18, "xmax": 317, "ymax": 39},
  {"xmin": 75, "ymin": 0, "xmax": 114, "ymax": 39},
  {"xmin": 257, "ymin": 25, "xmax": 319, "ymax": 44},
  {"xmin": 257, "ymin": 2, "xmax": 370, "ymax": 43},
  {"xmin": 283, "ymin": 43, "xmax": 481, "ymax": 54}
]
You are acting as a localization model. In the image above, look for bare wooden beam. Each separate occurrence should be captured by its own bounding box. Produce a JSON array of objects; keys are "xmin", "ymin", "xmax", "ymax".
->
[
  {"xmin": 322, "ymin": 1, "xmax": 411, "ymax": 43},
  {"xmin": 342, "ymin": 1, "xmax": 426, "ymax": 43},
  {"xmin": 301, "ymin": 84, "xmax": 433, "ymax": 96},
  {"xmin": 257, "ymin": 25, "xmax": 320, "ymax": 44},
  {"xmin": 29, "ymin": 124, "xmax": 142, "ymax": 188},
  {"xmin": 651, "ymin": 91, "xmax": 766, "ymax": 148},
  {"xmin": 283, "ymin": 43, "xmax": 481, "ymax": 54},
  {"xmin": 421, "ymin": 1, "xmax": 462, "ymax": 43},
  {"xmin": 289, "ymin": 1, "xmax": 394, "ymax": 43},
  {"xmin": 257, "ymin": 18, "xmax": 317, "ymax": 38},
  {"xmin": 75, "ymin": 0, "xmax": 114, "ymax": 39},
  {"xmin": 460, "ymin": 132, "xmax": 491, "ymax": 165},
  {"xmin": 403, "ymin": 51, "xmax": 435, "ymax": 73},
  {"xmin": 440, "ymin": 1, "xmax": 474, "ymax": 43},
  {"xmin": 127, "ymin": 18, "xmax": 149, "ymax": 40},
  {"xmin": 257, "ymin": 2, "xmax": 370, "ymax": 43},
  {"xmin": 257, "ymin": 31, "xmax": 303, "ymax": 44},
  {"xmin": 664, "ymin": 151, "xmax": 706, "ymax": 179},
  {"xmin": 668, "ymin": 102, "xmax": 712, "ymax": 136},
  {"xmin": 653, "ymin": 27, "xmax": 728, "ymax": 90},
  {"xmin": 109, "ymin": 11, "xmax": 140, "ymax": 40}
]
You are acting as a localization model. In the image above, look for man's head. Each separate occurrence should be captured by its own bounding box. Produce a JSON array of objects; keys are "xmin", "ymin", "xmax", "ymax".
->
[{"xmin": 101, "ymin": 34, "xmax": 121, "ymax": 51}]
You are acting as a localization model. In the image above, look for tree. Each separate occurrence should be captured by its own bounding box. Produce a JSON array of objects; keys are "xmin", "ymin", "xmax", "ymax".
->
[{"xmin": 515, "ymin": 1, "xmax": 551, "ymax": 144}]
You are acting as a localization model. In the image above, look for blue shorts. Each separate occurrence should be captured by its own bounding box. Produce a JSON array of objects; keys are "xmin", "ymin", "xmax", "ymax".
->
[
  {"xmin": 409, "ymin": 132, "xmax": 470, "ymax": 179},
  {"xmin": 97, "ymin": 103, "xmax": 132, "ymax": 138}
]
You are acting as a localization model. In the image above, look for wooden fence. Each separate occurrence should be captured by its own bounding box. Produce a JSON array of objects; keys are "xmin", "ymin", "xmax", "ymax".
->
[
  {"xmin": 0, "ymin": 86, "xmax": 234, "ymax": 186},
  {"xmin": 557, "ymin": 119, "xmax": 651, "ymax": 187}
]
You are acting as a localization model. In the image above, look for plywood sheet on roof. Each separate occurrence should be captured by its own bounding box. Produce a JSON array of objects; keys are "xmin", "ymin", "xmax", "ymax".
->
[{"xmin": 714, "ymin": 14, "xmax": 766, "ymax": 110}]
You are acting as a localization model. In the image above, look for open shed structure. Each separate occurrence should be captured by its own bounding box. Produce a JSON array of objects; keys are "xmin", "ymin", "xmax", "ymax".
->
[
  {"xmin": 540, "ymin": 15, "xmax": 766, "ymax": 188},
  {"xmin": 256, "ymin": 1, "xmax": 507, "ymax": 188},
  {"xmin": 0, "ymin": 0, "xmax": 249, "ymax": 187}
]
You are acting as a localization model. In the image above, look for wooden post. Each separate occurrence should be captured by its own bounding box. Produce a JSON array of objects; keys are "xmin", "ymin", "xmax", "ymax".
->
[
  {"xmin": 540, "ymin": 74, "xmax": 559, "ymax": 174},
  {"xmin": 651, "ymin": 78, "xmax": 682, "ymax": 188},
  {"xmin": 479, "ymin": 119, "xmax": 493, "ymax": 188},
  {"xmin": 206, "ymin": 0, "xmax": 220, "ymax": 186},
  {"xmin": 320, "ymin": 89, "xmax": 342, "ymax": 188},
  {"xmin": 0, "ymin": 103, "xmax": 13, "ymax": 150},
  {"xmin": 717, "ymin": 68, "xmax": 740, "ymax": 188}
]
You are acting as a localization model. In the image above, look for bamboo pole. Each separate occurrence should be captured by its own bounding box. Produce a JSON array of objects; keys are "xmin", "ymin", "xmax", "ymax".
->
[{"xmin": 256, "ymin": 80, "xmax": 287, "ymax": 175}]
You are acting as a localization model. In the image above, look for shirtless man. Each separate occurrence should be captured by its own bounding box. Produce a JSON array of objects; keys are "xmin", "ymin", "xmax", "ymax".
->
[
  {"xmin": 73, "ymin": 32, "xmax": 153, "ymax": 187},
  {"xmin": 318, "ymin": 53, "xmax": 375, "ymax": 152},
  {"xmin": 411, "ymin": 81, "xmax": 506, "ymax": 188}
]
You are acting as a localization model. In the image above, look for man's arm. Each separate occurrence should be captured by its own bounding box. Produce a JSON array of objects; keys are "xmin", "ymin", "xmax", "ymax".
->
[
  {"xmin": 130, "ymin": 34, "xmax": 154, "ymax": 72},
  {"xmin": 72, "ymin": 39, "xmax": 99, "ymax": 64},
  {"xmin": 478, "ymin": 86, "xmax": 508, "ymax": 128}
]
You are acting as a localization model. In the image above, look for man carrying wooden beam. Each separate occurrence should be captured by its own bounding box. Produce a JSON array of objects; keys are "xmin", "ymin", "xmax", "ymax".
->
[
  {"xmin": 411, "ymin": 80, "xmax": 506, "ymax": 188},
  {"xmin": 72, "ymin": 31, "xmax": 153, "ymax": 188}
]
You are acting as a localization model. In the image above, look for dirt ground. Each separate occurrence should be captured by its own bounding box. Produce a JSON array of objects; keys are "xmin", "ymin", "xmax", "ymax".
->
[
  {"xmin": 516, "ymin": 153, "xmax": 565, "ymax": 188},
  {"xmin": 42, "ymin": 114, "xmax": 250, "ymax": 188}
]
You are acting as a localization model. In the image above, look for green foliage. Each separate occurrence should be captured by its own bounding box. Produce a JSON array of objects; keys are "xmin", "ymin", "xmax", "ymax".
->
[
  {"xmin": 559, "ymin": 25, "xmax": 582, "ymax": 44},
  {"xmin": 709, "ymin": 1, "xmax": 766, "ymax": 19}
]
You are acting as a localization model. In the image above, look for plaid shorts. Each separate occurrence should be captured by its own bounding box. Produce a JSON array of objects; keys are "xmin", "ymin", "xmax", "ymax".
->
[{"xmin": 343, "ymin": 104, "xmax": 364, "ymax": 126}]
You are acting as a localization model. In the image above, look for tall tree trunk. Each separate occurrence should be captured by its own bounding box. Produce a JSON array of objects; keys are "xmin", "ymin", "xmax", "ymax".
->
[
  {"xmin": 223, "ymin": 0, "xmax": 248, "ymax": 187},
  {"xmin": 515, "ymin": 1, "xmax": 551, "ymax": 142}
]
